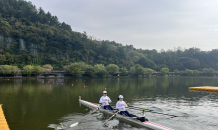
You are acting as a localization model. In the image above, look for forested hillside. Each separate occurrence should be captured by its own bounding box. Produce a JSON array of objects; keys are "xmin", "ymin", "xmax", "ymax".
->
[{"xmin": 0, "ymin": 0, "xmax": 218, "ymax": 72}]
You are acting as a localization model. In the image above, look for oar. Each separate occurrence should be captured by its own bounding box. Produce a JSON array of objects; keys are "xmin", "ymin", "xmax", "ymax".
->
[
  {"xmin": 96, "ymin": 110, "xmax": 120, "ymax": 130},
  {"xmin": 63, "ymin": 105, "xmax": 101, "ymax": 129},
  {"xmin": 127, "ymin": 105, "xmax": 184, "ymax": 117}
]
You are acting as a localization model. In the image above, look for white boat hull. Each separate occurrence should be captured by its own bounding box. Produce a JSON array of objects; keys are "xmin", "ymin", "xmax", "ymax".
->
[{"xmin": 79, "ymin": 97, "xmax": 173, "ymax": 130}]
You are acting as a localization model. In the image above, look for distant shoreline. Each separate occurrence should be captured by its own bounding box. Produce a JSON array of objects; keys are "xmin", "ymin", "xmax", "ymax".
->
[{"xmin": 0, "ymin": 75, "xmax": 216, "ymax": 79}]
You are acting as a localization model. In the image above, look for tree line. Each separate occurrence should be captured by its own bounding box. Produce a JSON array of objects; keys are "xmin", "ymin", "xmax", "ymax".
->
[
  {"xmin": 0, "ymin": 62, "xmax": 216, "ymax": 77},
  {"xmin": 0, "ymin": 64, "xmax": 53, "ymax": 77},
  {"xmin": 161, "ymin": 67, "xmax": 216, "ymax": 76},
  {"xmin": 0, "ymin": 0, "xmax": 217, "ymax": 74},
  {"xmin": 63, "ymin": 63, "xmax": 217, "ymax": 77}
]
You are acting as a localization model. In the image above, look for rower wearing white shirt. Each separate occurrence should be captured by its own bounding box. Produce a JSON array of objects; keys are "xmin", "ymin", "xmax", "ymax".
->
[
  {"xmin": 99, "ymin": 91, "xmax": 114, "ymax": 110},
  {"xmin": 116, "ymin": 95, "xmax": 132, "ymax": 117}
]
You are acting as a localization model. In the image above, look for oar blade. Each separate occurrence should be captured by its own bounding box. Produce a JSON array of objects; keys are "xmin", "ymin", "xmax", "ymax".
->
[
  {"xmin": 70, "ymin": 122, "xmax": 79, "ymax": 127},
  {"xmin": 57, "ymin": 126, "xmax": 63, "ymax": 130}
]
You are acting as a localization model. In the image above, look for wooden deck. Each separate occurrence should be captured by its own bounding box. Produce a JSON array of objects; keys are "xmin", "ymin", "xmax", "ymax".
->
[{"xmin": 0, "ymin": 105, "xmax": 10, "ymax": 130}]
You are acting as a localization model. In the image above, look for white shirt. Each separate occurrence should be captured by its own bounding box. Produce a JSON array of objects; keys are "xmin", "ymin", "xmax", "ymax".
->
[
  {"xmin": 99, "ymin": 96, "xmax": 111, "ymax": 106},
  {"xmin": 116, "ymin": 100, "xmax": 127, "ymax": 111}
]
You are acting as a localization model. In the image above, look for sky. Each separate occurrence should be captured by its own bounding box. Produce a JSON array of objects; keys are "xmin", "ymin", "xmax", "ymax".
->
[{"xmin": 29, "ymin": 0, "xmax": 218, "ymax": 51}]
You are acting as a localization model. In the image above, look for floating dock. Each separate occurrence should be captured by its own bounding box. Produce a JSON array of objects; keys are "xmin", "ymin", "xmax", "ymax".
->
[
  {"xmin": 189, "ymin": 86, "xmax": 218, "ymax": 92},
  {"xmin": 0, "ymin": 105, "xmax": 10, "ymax": 130}
]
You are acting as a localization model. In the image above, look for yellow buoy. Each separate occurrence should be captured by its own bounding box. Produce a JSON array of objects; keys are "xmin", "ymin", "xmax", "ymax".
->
[{"xmin": 189, "ymin": 86, "xmax": 218, "ymax": 92}]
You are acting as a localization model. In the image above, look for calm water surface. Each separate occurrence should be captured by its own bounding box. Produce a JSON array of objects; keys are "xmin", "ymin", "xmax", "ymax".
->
[{"xmin": 0, "ymin": 77, "xmax": 218, "ymax": 130}]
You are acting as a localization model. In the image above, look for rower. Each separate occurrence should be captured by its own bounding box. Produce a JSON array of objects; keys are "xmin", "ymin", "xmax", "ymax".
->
[
  {"xmin": 99, "ymin": 91, "xmax": 114, "ymax": 110},
  {"xmin": 116, "ymin": 95, "xmax": 132, "ymax": 117}
]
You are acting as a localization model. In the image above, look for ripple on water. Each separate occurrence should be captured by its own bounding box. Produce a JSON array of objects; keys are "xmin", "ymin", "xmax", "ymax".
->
[{"xmin": 131, "ymin": 94, "xmax": 218, "ymax": 130}]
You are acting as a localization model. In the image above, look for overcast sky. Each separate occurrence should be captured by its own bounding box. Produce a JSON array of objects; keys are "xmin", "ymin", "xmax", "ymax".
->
[{"xmin": 29, "ymin": 0, "xmax": 218, "ymax": 51}]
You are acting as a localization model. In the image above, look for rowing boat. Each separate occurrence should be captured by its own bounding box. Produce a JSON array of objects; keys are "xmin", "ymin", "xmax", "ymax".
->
[{"xmin": 79, "ymin": 96, "xmax": 173, "ymax": 130}]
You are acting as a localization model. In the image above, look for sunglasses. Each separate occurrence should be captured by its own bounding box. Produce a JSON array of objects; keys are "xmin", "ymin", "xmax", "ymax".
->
[{"xmin": 104, "ymin": 93, "xmax": 107, "ymax": 94}]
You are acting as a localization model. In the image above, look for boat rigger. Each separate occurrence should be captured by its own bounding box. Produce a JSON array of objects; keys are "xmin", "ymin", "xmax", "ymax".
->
[{"xmin": 78, "ymin": 96, "xmax": 173, "ymax": 130}]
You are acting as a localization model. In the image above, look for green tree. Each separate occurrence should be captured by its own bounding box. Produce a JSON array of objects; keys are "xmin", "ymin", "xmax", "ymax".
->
[
  {"xmin": 120, "ymin": 67, "xmax": 128, "ymax": 76},
  {"xmin": 180, "ymin": 70, "xmax": 185, "ymax": 76},
  {"xmin": 42, "ymin": 64, "xmax": 53, "ymax": 74},
  {"xmin": 63, "ymin": 63, "xmax": 84, "ymax": 77},
  {"xmin": 11, "ymin": 66, "xmax": 21, "ymax": 76},
  {"xmin": 161, "ymin": 67, "xmax": 169, "ymax": 76},
  {"xmin": 78, "ymin": 62, "xmax": 88, "ymax": 70},
  {"xmin": 178, "ymin": 57, "xmax": 200, "ymax": 70},
  {"xmin": 86, "ymin": 65, "xmax": 95, "ymax": 76},
  {"xmin": 33, "ymin": 66, "xmax": 45, "ymax": 76},
  {"xmin": 106, "ymin": 64, "xmax": 119, "ymax": 75},
  {"xmin": 202, "ymin": 68, "xmax": 215, "ymax": 76},
  {"xmin": 0, "ymin": 19, "xmax": 11, "ymax": 36},
  {"xmin": 123, "ymin": 60, "xmax": 134, "ymax": 70},
  {"xmin": 185, "ymin": 69, "xmax": 193, "ymax": 76},
  {"xmin": 129, "ymin": 66, "xmax": 136, "ymax": 75},
  {"xmin": 19, "ymin": 50, "xmax": 32, "ymax": 65},
  {"xmin": 0, "ymin": 65, "xmax": 12, "ymax": 77},
  {"xmin": 42, "ymin": 64, "xmax": 53, "ymax": 70},
  {"xmin": 5, "ymin": 52, "xmax": 11, "ymax": 64},
  {"xmin": 193, "ymin": 70, "xmax": 200, "ymax": 76},
  {"xmin": 93, "ymin": 64, "xmax": 108, "ymax": 77},
  {"xmin": 173, "ymin": 69, "xmax": 180, "ymax": 74},
  {"xmin": 145, "ymin": 68, "xmax": 154, "ymax": 76},
  {"xmin": 137, "ymin": 57, "xmax": 156, "ymax": 69},
  {"xmin": 23, "ymin": 65, "xmax": 33, "ymax": 77},
  {"xmin": 0, "ymin": 54, "xmax": 6, "ymax": 64},
  {"xmin": 135, "ymin": 64, "xmax": 146, "ymax": 75},
  {"xmin": 10, "ymin": 42, "xmax": 19, "ymax": 54}
]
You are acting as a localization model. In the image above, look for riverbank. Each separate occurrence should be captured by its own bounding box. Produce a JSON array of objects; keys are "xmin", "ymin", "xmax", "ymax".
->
[
  {"xmin": 0, "ymin": 76, "xmax": 66, "ymax": 79},
  {"xmin": 0, "ymin": 75, "xmax": 217, "ymax": 79}
]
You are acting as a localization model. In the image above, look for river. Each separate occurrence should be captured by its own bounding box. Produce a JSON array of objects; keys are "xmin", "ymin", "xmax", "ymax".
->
[{"xmin": 0, "ymin": 77, "xmax": 218, "ymax": 130}]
